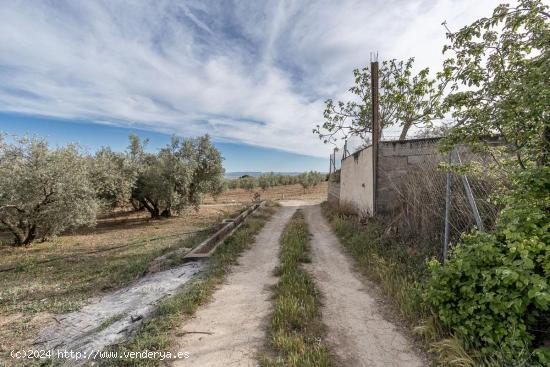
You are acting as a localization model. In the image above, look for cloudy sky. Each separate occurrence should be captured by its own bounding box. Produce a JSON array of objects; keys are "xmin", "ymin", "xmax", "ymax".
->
[{"xmin": 0, "ymin": 0, "xmax": 503, "ymax": 171}]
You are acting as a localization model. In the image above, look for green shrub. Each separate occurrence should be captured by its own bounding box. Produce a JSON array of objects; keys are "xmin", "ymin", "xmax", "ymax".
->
[{"xmin": 426, "ymin": 167, "xmax": 550, "ymax": 365}]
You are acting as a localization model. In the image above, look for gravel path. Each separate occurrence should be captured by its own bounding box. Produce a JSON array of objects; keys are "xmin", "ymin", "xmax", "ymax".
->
[
  {"xmin": 172, "ymin": 206, "xmax": 297, "ymax": 367},
  {"xmin": 304, "ymin": 204, "xmax": 424, "ymax": 367}
]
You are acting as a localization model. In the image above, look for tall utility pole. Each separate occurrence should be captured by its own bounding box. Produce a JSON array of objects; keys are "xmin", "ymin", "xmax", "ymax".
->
[{"xmin": 371, "ymin": 58, "xmax": 380, "ymax": 216}]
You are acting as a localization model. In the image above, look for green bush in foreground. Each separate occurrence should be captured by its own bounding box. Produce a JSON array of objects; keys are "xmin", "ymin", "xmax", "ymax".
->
[{"xmin": 426, "ymin": 167, "xmax": 550, "ymax": 366}]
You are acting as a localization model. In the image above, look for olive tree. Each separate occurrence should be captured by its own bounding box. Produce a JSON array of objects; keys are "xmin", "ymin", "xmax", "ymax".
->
[
  {"xmin": 130, "ymin": 134, "xmax": 224, "ymax": 218},
  {"xmin": 297, "ymin": 171, "xmax": 324, "ymax": 192},
  {"xmin": 259, "ymin": 173, "xmax": 278, "ymax": 191},
  {"xmin": 0, "ymin": 136, "xmax": 98, "ymax": 245},
  {"xmin": 313, "ymin": 58, "xmax": 443, "ymax": 144},
  {"xmin": 87, "ymin": 147, "xmax": 136, "ymax": 211},
  {"xmin": 239, "ymin": 176, "xmax": 258, "ymax": 191}
]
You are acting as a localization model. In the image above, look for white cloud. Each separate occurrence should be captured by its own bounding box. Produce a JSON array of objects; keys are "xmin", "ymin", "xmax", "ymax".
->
[{"xmin": 0, "ymin": 0, "xmax": 504, "ymax": 157}]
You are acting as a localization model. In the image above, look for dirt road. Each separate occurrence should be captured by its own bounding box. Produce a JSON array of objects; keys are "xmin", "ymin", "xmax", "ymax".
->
[
  {"xmin": 172, "ymin": 206, "xmax": 297, "ymax": 367},
  {"xmin": 304, "ymin": 204, "xmax": 424, "ymax": 367},
  {"xmin": 37, "ymin": 200, "xmax": 422, "ymax": 367}
]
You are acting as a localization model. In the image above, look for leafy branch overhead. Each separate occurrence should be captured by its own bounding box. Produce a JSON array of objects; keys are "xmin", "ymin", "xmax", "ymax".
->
[
  {"xmin": 313, "ymin": 57, "xmax": 444, "ymax": 144},
  {"xmin": 426, "ymin": 1, "xmax": 550, "ymax": 365},
  {"xmin": 439, "ymin": 0, "xmax": 550, "ymax": 168}
]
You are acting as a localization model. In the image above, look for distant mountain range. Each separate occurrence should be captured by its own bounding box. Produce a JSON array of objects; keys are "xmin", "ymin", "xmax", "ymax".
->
[{"xmin": 224, "ymin": 171, "xmax": 302, "ymax": 179}]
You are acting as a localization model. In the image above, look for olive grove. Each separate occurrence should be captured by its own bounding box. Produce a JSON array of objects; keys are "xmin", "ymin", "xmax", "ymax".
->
[
  {"xmin": 226, "ymin": 172, "xmax": 325, "ymax": 192},
  {"xmin": 87, "ymin": 147, "xmax": 136, "ymax": 210},
  {"xmin": 0, "ymin": 133, "xmax": 225, "ymax": 245}
]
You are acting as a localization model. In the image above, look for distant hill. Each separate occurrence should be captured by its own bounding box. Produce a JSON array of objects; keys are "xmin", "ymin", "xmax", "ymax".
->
[{"xmin": 224, "ymin": 171, "xmax": 302, "ymax": 179}]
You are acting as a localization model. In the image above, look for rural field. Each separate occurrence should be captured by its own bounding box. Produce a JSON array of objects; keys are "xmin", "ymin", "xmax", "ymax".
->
[
  {"xmin": 0, "ymin": 0, "xmax": 548, "ymax": 367},
  {"xmin": 0, "ymin": 204, "xmax": 244, "ymax": 362},
  {"xmin": 204, "ymin": 181, "xmax": 328, "ymax": 204},
  {"xmin": 0, "ymin": 183, "xmax": 327, "ymax": 366}
]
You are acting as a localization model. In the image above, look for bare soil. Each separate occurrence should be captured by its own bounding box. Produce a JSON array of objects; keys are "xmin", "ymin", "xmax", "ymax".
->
[
  {"xmin": 203, "ymin": 182, "xmax": 328, "ymax": 204},
  {"xmin": 304, "ymin": 204, "xmax": 424, "ymax": 367},
  {"xmin": 172, "ymin": 205, "xmax": 298, "ymax": 367}
]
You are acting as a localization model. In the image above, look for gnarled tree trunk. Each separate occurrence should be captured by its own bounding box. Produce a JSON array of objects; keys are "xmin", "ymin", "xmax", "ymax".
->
[
  {"xmin": 141, "ymin": 197, "xmax": 161, "ymax": 218},
  {"xmin": 0, "ymin": 218, "xmax": 35, "ymax": 246}
]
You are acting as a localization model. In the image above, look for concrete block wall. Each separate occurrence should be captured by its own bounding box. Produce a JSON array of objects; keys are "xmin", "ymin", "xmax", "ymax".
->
[
  {"xmin": 377, "ymin": 138, "xmax": 442, "ymax": 213},
  {"xmin": 328, "ymin": 137, "xmax": 443, "ymax": 216}
]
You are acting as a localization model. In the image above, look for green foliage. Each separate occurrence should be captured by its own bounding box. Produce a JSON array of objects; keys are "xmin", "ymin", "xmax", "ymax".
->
[
  {"xmin": 261, "ymin": 210, "xmax": 333, "ymax": 367},
  {"xmin": 88, "ymin": 147, "xmax": 136, "ymax": 210},
  {"xmin": 238, "ymin": 175, "xmax": 258, "ymax": 191},
  {"xmin": 313, "ymin": 57, "xmax": 443, "ymax": 143},
  {"xmin": 426, "ymin": 167, "xmax": 550, "ymax": 365},
  {"xmin": 224, "ymin": 173, "xmax": 324, "ymax": 192},
  {"xmin": 296, "ymin": 171, "xmax": 324, "ymax": 192},
  {"xmin": 426, "ymin": 2, "xmax": 550, "ymax": 364},
  {"xmin": 0, "ymin": 136, "xmax": 98, "ymax": 245},
  {"xmin": 439, "ymin": 0, "xmax": 550, "ymax": 168},
  {"xmin": 130, "ymin": 134, "xmax": 224, "ymax": 218},
  {"xmin": 0, "ymin": 132, "xmax": 226, "ymax": 243},
  {"xmin": 258, "ymin": 172, "xmax": 281, "ymax": 190}
]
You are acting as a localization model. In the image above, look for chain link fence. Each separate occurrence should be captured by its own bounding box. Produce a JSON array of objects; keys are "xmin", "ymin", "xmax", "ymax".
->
[{"xmin": 384, "ymin": 150, "xmax": 501, "ymax": 260}]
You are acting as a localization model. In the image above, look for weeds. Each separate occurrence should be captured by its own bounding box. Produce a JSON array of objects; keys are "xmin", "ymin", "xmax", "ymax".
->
[
  {"xmin": 97, "ymin": 313, "xmax": 126, "ymax": 332},
  {"xmin": 260, "ymin": 209, "xmax": 334, "ymax": 367},
  {"xmin": 321, "ymin": 202, "xmax": 535, "ymax": 367},
  {"xmin": 321, "ymin": 202, "xmax": 430, "ymax": 324}
]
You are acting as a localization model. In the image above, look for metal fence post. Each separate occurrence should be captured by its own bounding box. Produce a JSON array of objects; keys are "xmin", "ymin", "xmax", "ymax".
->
[
  {"xmin": 456, "ymin": 151, "xmax": 485, "ymax": 231},
  {"xmin": 343, "ymin": 140, "xmax": 348, "ymax": 159},
  {"xmin": 443, "ymin": 151, "xmax": 452, "ymax": 264}
]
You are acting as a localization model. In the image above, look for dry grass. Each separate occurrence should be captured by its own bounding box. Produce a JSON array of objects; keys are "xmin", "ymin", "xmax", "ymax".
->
[
  {"xmin": 203, "ymin": 182, "xmax": 328, "ymax": 204},
  {"xmin": 0, "ymin": 204, "xmax": 244, "ymax": 364}
]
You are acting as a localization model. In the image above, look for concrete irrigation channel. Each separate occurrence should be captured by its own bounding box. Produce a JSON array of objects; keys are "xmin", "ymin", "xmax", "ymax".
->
[{"xmin": 33, "ymin": 202, "xmax": 264, "ymax": 366}]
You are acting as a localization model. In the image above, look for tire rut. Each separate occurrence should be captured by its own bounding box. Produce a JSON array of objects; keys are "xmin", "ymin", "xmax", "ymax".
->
[
  {"xmin": 172, "ymin": 206, "xmax": 297, "ymax": 367},
  {"xmin": 304, "ymin": 204, "xmax": 424, "ymax": 367}
]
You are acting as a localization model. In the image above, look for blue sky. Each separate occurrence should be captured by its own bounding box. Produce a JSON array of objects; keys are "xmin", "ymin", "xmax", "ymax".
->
[
  {"xmin": 0, "ymin": 113, "xmax": 325, "ymax": 172},
  {"xmin": 0, "ymin": 0, "xmax": 503, "ymax": 172}
]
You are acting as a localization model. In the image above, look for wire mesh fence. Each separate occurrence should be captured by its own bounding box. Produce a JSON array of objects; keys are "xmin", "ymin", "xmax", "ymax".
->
[{"xmin": 384, "ymin": 150, "xmax": 501, "ymax": 260}]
